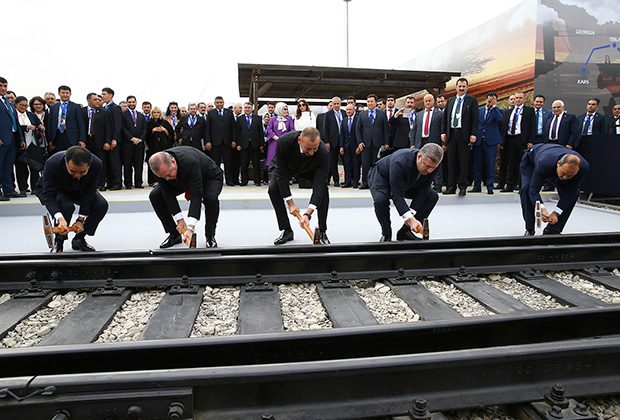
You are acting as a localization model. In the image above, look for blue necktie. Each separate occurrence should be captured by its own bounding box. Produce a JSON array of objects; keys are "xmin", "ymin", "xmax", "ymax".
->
[
  {"xmin": 59, "ymin": 102, "xmax": 68, "ymax": 133},
  {"xmin": 348, "ymin": 117, "xmax": 352, "ymax": 133},
  {"xmin": 2, "ymin": 97, "xmax": 18, "ymax": 132},
  {"xmin": 582, "ymin": 115, "xmax": 592, "ymax": 135},
  {"xmin": 218, "ymin": 109, "xmax": 223, "ymax": 116},
  {"xmin": 453, "ymin": 97, "xmax": 462, "ymax": 127},
  {"xmin": 246, "ymin": 115, "xmax": 251, "ymax": 129},
  {"xmin": 369, "ymin": 110, "xmax": 375, "ymax": 125},
  {"xmin": 536, "ymin": 109, "xmax": 541, "ymax": 135}
]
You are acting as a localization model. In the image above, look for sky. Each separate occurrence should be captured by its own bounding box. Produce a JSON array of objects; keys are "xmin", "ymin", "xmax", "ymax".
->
[{"xmin": 3, "ymin": 0, "xmax": 525, "ymax": 109}]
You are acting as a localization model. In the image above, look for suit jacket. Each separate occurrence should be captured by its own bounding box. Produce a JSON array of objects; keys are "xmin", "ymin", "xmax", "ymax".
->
[
  {"xmin": 121, "ymin": 109, "xmax": 146, "ymax": 147},
  {"xmin": 608, "ymin": 115, "xmax": 620, "ymax": 134},
  {"xmin": 316, "ymin": 112, "xmax": 327, "ymax": 142},
  {"xmin": 176, "ymin": 114, "xmax": 206, "ymax": 150},
  {"xmin": 543, "ymin": 112, "xmax": 579, "ymax": 147},
  {"xmin": 19, "ymin": 111, "xmax": 43, "ymax": 146},
  {"xmin": 323, "ymin": 109, "xmax": 346, "ymax": 148},
  {"xmin": 339, "ymin": 114, "xmax": 358, "ymax": 150},
  {"xmin": 441, "ymin": 94, "xmax": 479, "ymax": 142},
  {"xmin": 205, "ymin": 108, "xmax": 235, "ymax": 146},
  {"xmin": 412, "ymin": 108, "xmax": 443, "ymax": 148},
  {"xmin": 0, "ymin": 97, "xmax": 25, "ymax": 146},
  {"xmin": 46, "ymin": 101, "xmax": 85, "ymax": 146},
  {"xmin": 35, "ymin": 150, "xmax": 103, "ymax": 216},
  {"xmin": 156, "ymin": 146, "xmax": 223, "ymax": 221},
  {"xmin": 81, "ymin": 107, "xmax": 111, "ymax": 149},
  {"xmin": 355, "ymin": 108, "xmax": 389, "ymax": 148},
  {"xmin": 389, "ymin": 113, "xmax": 413, "ymax": 148},
  {"xmin": 272, "ymin": 130, "xmax": 329, "ymax": 208},
  {"xmin": 476, "ymin": 106, "xmax": 503, "ymax": 146},
  {"xmin": 234, "ymin": 113, "xmax": 264, "ymax": 149},
  {"xmin": 523, "ymin": 143, "xmax": 589, "ymax": 212},
  {"xmin": 103, "ymin": 102, "xmax": 122, "ymax": 142},
  {"xmin": 371, "ymin": 148, "xmax": 434, "ymax": 216},
  {"xmin": 502, "ymin": 105, "xmax": 536, "ymax": 146},
  {"xmin": 577, "ymin": 112, "xmax": 607, "ymax": 136}
]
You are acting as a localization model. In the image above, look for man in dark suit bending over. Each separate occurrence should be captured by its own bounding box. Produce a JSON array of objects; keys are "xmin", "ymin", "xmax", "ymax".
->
[
  {"xmin": 34, "ymin": 146, "xmax": 108, "ymax": 252},
  {"xmin": 369, "ymin": 143, "xmax": 443, "ymax": 242},
  {"xmin": 520, "ymin": 143, "xmax": 589, "ymax": 236},
  {"xmin": 149, "ymin": 147, "xmax": 223, "ymax": 248},
  {"xmin": 269, "ymin": 127, "xmax": 330, "ymax": 245}
]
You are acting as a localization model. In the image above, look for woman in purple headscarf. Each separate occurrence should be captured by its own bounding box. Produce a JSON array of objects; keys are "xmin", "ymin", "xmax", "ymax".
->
[{"xmin": 265, "ymin": 102, "xmax": 295, "ymax": 166}]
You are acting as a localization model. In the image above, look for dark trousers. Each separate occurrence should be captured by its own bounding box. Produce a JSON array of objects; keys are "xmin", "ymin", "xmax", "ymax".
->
[
  {"xmin": 149, "ymin": 179, "xmax": 222, "ymax": 237},
  {"xmin": 268, "ymin": 170, "xmax": 329, "ymax": 232},
  {"xmin": 53, "ymin": 131, "xmax": 72, "ymax": 152},
  {"xmin": 473, "ymin": 141, "xmax": 498, "ymax": 190},
  {"xmin": 221, "ymin": 144, "xmax": 236, "ymax": 184},
  {"xmin": 369, "ymin": 168, "xmax": 438, "ymax": 237},
  {"xmin": 240, "ymin": 146, "xmax": 261, "ymax": 184},
  {"xmin": 122, "ymin": 145, "xmax": 145, "ymax": 187},
  {"xmin": 106, "ymin": 145, "xmax": 122, "ymax": 187},
  {"xmin": 342, "ymin": 145, "xmax": 361, "ymax": 185},
  {"xmin": 0, "ymin": 133, "xmax": 17, "ymax": 195},
  {"xmin": 504, "ymin": 134, "xmax": 525, "ymax": 187},
  {"xmin": 360, "ymin": 144, "xmax": 379, "ymax": 185},
  {"xmin": 447, "ymin": 129, "xmax": 471, "ymax": 189},
  {"xmin": 231, "ymin": 147, "xmax": 241, "ymax": 184},
  {"xmin": 54, "ymin": 190, "xmax": 108, "ymax": 242},
  {"xmin": 85, "ymin": 136, "xmax": 107, "ymax": 188},
  {"xmin": 520, "ymin": 153, "xmax": 575, "ymax": 233},
  {"xmin": 328, "ymin": 146, "xmax": 340, "ymax": 183}
]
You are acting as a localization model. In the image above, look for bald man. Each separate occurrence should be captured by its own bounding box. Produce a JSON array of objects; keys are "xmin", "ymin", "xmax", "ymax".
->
[{"xmin": 520, "ymin": 143, "xmax": 589, "ymax": 235}]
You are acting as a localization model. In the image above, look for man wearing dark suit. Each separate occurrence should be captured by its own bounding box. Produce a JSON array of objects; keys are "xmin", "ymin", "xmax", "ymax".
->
[
  {"xmin": 369, "ymin": 143, "xmax": 443, "ymax": 242},
  {"xmin": 389, "ymin": 96, "xmax": 414, "ymax": 150},
  {"xmin": 121, "ymin": 95, "xmax": 146, "ymax": 189},
  {"xmin": 412, "ymin": 94, "xmax": 443, "ymax": 192},
  {"xmin": 385, "ymin": 94, "xmax": 398, "ymax": 145},
  {"xmin": 339, "ymin": 104, "xmax": 361, "ymax": 188},
  {"xmin": 440, "ymin": 77, "xmax": 479, "ymax": 196},
  {"xmin": 34, "ymin": 146, "xmax": 108, "ymax": 252},
  {"xmin": 543, "ymin": 100, "xmax": 580, "ymax": 149},
  {"xmin": 47, "ymin": 85, "xmax": 86, "ymax": 153},
  {"xmin": 268, "ymin": 127, "xmax": 330, "ymax": 245},
  {"xmin": 608, "ymin": 103, "xmax": 620, "ymax": 135},
  {"xmin": 520, "ymin": 143, "xmax": 588, "ymax": 235},
  {"xmin": 323, "ymin": 96, "xmax": 346, "ymax": 186},
  {"xmin": 82, "ymin": 93, "xmax": 111, "ymax": 190},
  {"xmin": 0, "ymin": 77, "xmax": 25, "ymax": 200},
  {"xmin": 234, "ymin": 102, "xmax": 264, "ymax": 186},
  {"xmin": 533, "ymin": 95, "xmax": 553, "ymax": 145},
  {"xmin": 356, "ymin": 94, "xmax": 389, "ymax": 189},
  {"xmin": 472, "ymin": 93, "xmax": 503, "ymax": 194},
  {"xmin": 205, "ymin": 96, "xmax": 236, "ymax": 186},
  {"xmin": 500, "ymin": 91, "xmax": 536, "ymax": 192},
  {"xmin": 101, "ymin": 87, "xmax": 123, "ymax": 190},
  {"xmin": 176, "ymin": 103, "xmax": 206, "ymax": 151},
  {"xmin": 316, "ymin": 101, "xmax": 331, "ymax": 144},
  {"xmin": 148, "ymin": 146, "xmax": 223, "ymax": 248},
  {"xmin": 577, "ymin": 98, "xmax": 607, "ymax": 137}
]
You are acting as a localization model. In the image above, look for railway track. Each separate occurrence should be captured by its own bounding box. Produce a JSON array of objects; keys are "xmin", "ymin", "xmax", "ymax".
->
[{"xmin": 1, "ymin": 233, "xmax": 620, "ymax": 419}]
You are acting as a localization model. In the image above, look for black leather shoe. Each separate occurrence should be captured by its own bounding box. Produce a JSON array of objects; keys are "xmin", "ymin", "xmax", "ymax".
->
[
  {"xmin": 333, "ymin": 181, "xmax": 340, "ymax": 187},
  {"xmin": 226, "ymin": 181, "xmax": 235, "ymax": 186},
  {"xmin": 341, "ymin": 183, "xmax": 352, "ymax": 188},
  {"xmin": 396, "ymin": 227, "xmax": 420, "ymax": 241},
  {"xmin": 254, "ymin": 181, "xmax": 262, "ymax": 186},
  {"xmin": 542, "ymin": 185, "xmax": 555, "ymax": 191},
  {"xmin": 458, "ymin": 188, "xmax": 466, "ymax": 196},
  {"xmin": 443, "ymin": 188, "xmax": 456, "ymax": 195},
  {"xmin": 487, "ymin": 188, "xmax": 494, "ymax": 195},
  {"xmin": 524, "ymin": 229, "xmax": 535, "ymax": 236},
  {"xmin": 359, "ymin": 183, "xmax": 369, "ymax": 189},
  {"xmin": 380, "ymin": 235, "xmax": 391, "ymax": 242},
  {"xmin": 319, "ymin": 231, "xmax": 330, "ymax": 244},
  {"xmin": 51, "ymin": 240, "xmax": 64, "ymax": 253},
  {"xmin": 240, "ymin": 182, "xmax": 248, "ymax": 186},
  {"xmin": 5, "ymin": 191, "xmax": 26, "ymax": 198},
  {"xmin": 109, "ymin": 185, "xmax": 122, "ymax": 191},
  {"xmin": 206, "ymin": 236, "xmax": 217, "ymax": 248},
  {"xmin": 160, "ymin": 233, "xmax": 182, "ymax": 248},
  {"xmin": 500, "ymin": 187, "xmax": 514, "ymax": 193},
  {"xmin": 274, "ymin": 230, "xmax": 294, "ymax": 245},
  {"xmin": 434, "ymin": 187, "xmax": 443, "ymax": 193},
  {"xmin": 469, "ymin": 187, "xmax": 482, "ymax": 193},
  {"xmin": 72, "ymin": 237, "xmax": 96, "ymax": 252},
  {"xmin": 99, "ymin": 186, "xmax": 107, "ymax": 191},
  {"xmin": 135, "ymin": 185, "xmax": 144, "ymax": 189},
  {"xmin": 352, "ymin": 183, "xmax": 359, "ymax": 188},
  {"xmin": 0, "ymin": 195, "xmax": 9, "ymax": 201},
  {"xmin": 543, "ymin": 228, "xmax": 560, "ymax": 235}
]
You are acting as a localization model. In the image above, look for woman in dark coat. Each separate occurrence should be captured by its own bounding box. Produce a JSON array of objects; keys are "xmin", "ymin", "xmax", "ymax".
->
[{"xmin": 144, "ymin": 106, "xmax": 174, "ymax": 186}]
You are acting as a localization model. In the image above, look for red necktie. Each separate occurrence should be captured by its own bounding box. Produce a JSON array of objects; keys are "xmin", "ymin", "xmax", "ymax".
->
[
  {"xmin": 424, "ymin": 110, "xmax": 430, "ymax": 136},
  {"xmin": 175, "ymin": 176, "xmax": 190, "ymax": 200},
  {"xmin": 389, "ymin": 109, "xmax": 392, "ymax": 119},
  {"xmin": 131, "ymin": 110, "xmax": 136, "ymax": 125}
]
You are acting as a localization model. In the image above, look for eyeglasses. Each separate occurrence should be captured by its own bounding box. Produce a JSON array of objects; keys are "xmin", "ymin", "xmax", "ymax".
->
[{"xmin": 298, "ymin": 103, "xmax": 306, "ymax": 107}]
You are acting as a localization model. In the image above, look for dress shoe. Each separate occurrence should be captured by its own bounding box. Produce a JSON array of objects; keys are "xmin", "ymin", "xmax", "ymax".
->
[
  {"xmin": 333, "ymin": 181, "xmax": 340, "ymax": 187},
  {"xmin": 254, "ymin": 181, "xmax": 262, "ymax": 186},
  {"xmin": 380, "ymin": 235, "xmax": 392, "ymax": 242},
  {"xmin": 206, "ymin": 236, "xmax": 217, "ymax": 248},
  {"xmin": 434, "ymin": 187, "xmax": 443, "ymax": 193},
  {"xmin": 0, "ymin": 195, "xmax": 9, "ymax": 201},
  {"xmin": 125, "ymin": 185, "xmax": 132, "ymax": 189},
  {"xmin": 240, "ymin": 182, "xmax": 248, "ymax": 186},
  {"xmin": 134, "ymin": 185, "xmax": 144, "ymax": 189},
  {"xmin": 72, "ymin": 237, "xmax": 96, "ymax": 252},
  {"xmin": 318, "ymin": 231, "xmax": 330, "ymax": 244},
  {"xmin": 233, "ymin": 180, "xmax": 241, "ymax": 186},
  {"xmin": 543, "ymin": 228, "xmax": 560, "ymax": 235},
  {"xmin": 5, "ymin": 191, "xmax": 26, "ymax": 198},
  {"xmin": 487, "ymin": 188, "xmax": 494, "ymax": 195},
  {"xmin": 109, "ymin": 185, "xmax": 122, "ymax": 191},
  {"xmin": 458, "ymin": 188, "xmax": 466, "ymax": 196},
  {"xmin": 226, "ymin": 181, "xmax": 235, "ymax": 186},
  {"xmin": 443, "ymin": 188, "xmax": 456, "ymax": 195},
  {"xmin": 542, "ymin": 185, "xmax": 555, "ymax": 191},
  {"xmin": 359, "ymin": 183, "xmax": 369, "ymax": 189},
  {"xmin": 352, "ymin": 183, "xmax": 360, "ymax": 188},
  {"xmin": 160, "ymin": 233, "xmax": 182, "ymax": 248},
  {"xmin": 341, "ymin": 183, "xmax": 352, "ymax": 188},
  {"xmin": 469, "ymin": 186, "xmax": 482, "ymax": 193},
  {"xmin": 274, "ymin": 230, "xmax": 294, "ymax": 245},
  {"xmin": 51, "ymin": 240, "xmax": 64, "ymax": 253},
  {"xmin": 524, "ymin": 229, "xmax": 535, "ymax": 236},
  {"xmin": 500, "ymin": 186, "xmax": 514, "ymax": 193},
  {"xmin": 99, "ymin": 186, "xmax": 107, "ymax": 191},
  {"xmin": 396, "ymin": 226, "xmax": 420, "ymax": 241}
]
